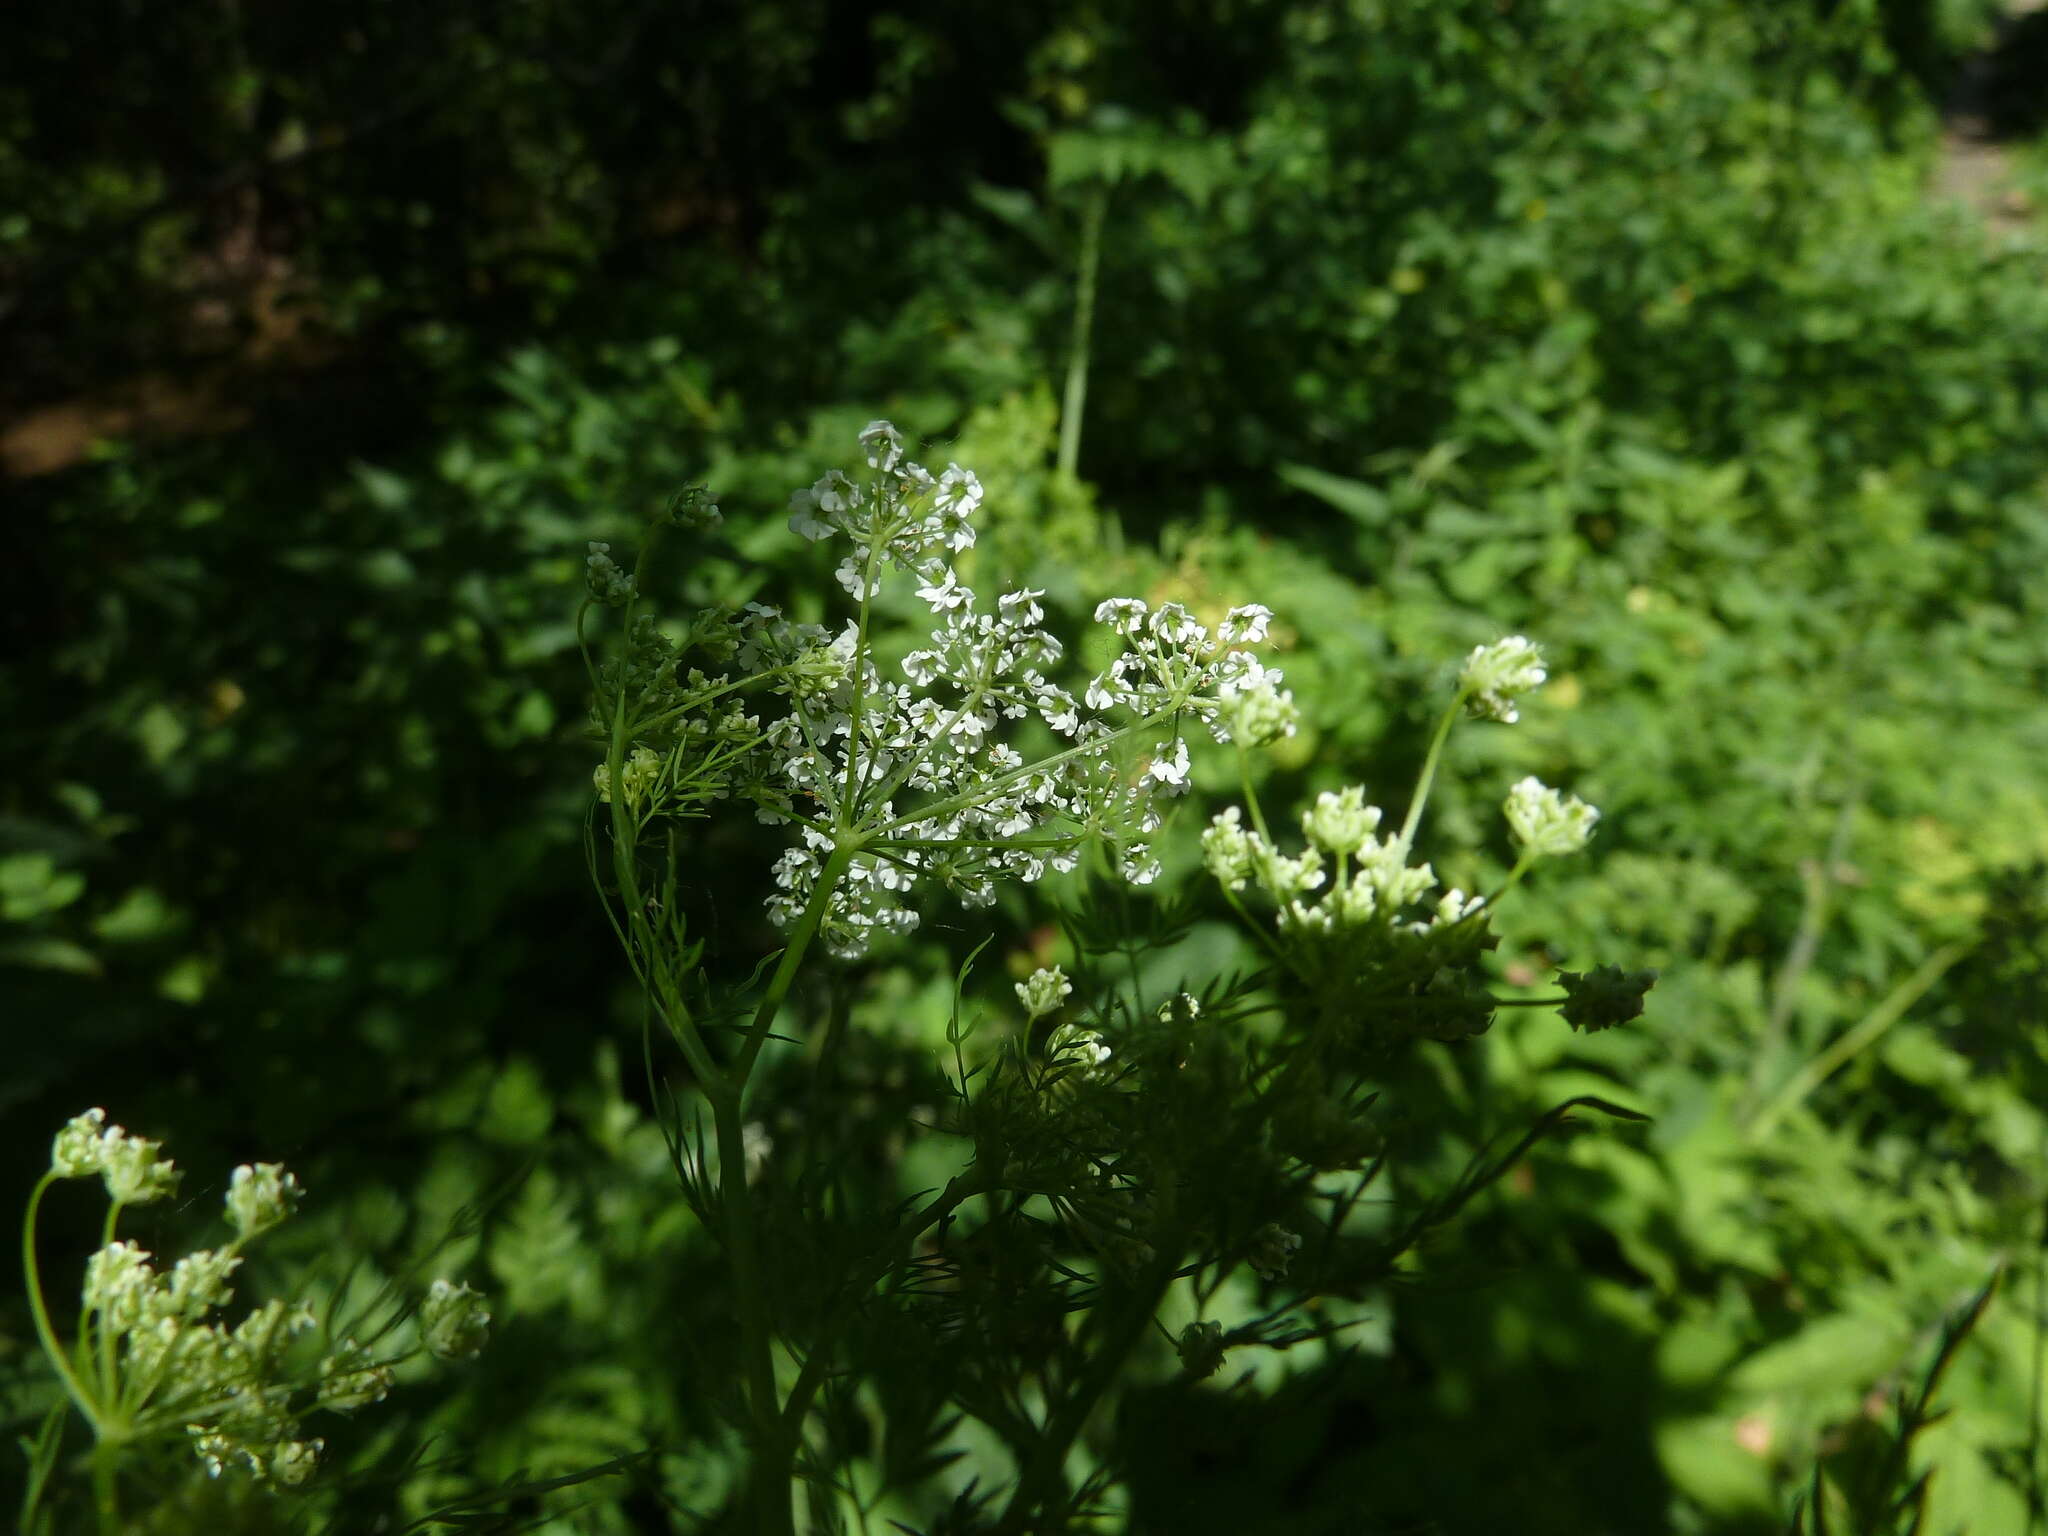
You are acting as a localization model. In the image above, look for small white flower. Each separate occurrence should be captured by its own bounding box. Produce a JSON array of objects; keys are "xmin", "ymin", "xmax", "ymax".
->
[
  {"xmin": 859, "ymin": 419, "xmax": 905, "ymax": 472},
  {"xmin": 1093, "ymin": 597, "xmax": 1149, "ymax": 635},
  {"xmin": 1142, "ymin": 737, "xmax": 1192, "ymax": 793},
  {"xmin": 915, "ymin": 568, "xmax": 974, "ymax": 612},
  {"xmin": 84, "ymin": 1240, "xmax": 156, "ymax": 1332},
  {"xmin": 999, "ymin": 588, "xmax": 1045, "ymax": 627},
  {"xmin": 1217, "ymin": 604, "xmax": 1274, "ymax": 644},
  {"xmin": 155, "ymin": 1249, "xmax": 241, "ymax": 1323},
  {"xmin": 1503, "ymin": 776, "xmax": 1599, "ymax": 858},
  {"xmin": 1251, "ymin": 842, "xmax": 1325, "ymax": 902},
  {"xmin": 834, "ymin": 556, "xmax": 878, "ymax": 600},
  {"xmin": 593, "ymin": 745, "xmax": 663, "ymax": 806}
]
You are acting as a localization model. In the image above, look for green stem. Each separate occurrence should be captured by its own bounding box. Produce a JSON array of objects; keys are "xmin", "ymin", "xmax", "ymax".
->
[
  {"xmin": 1057, "ymin": 182, "xmax": 1108, "ymax": 483},
  {"xmin": 21, "ymin": 1175, "xmax": 103, "ymax": 1438},
  {"xmin": 1745, "ymin": 939, "xmax": 1974, "ymax": 1144},
  {"xmin": 91, "ymin": 1442, "xmax": 119, "ymax": 1536},
  {"xmin": 1398, "ymin": 691, "xmax": 1465, "ymax": 849},
  {"xmin": 716, "ymin": 845, "xmax": 853, "ymax": 1536},
  {"xmin": 994, "ymin": 1254, "xmax": 1171, "ymax": 1534},
  {"xmin": 737, "ymin": 845, "xmax": 855, "ymax": 1087},
  {"xmin": 715, "ymin": 1099, "xmax": 793, "ymax": 1536},
  {"xmin": 1748, "ymin": 795, "xmax": 1859, "ymax": 1106},
  {"xmin": 1483, "ymin": 852, "xmax": 1536, "ymax": 909},
  {"xmin": 777, "ymin": 1171, "xmax": 992, "ymax": 1445}
]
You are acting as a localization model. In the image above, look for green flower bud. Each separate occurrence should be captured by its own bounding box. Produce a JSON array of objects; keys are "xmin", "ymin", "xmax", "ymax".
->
[
  {"xmin": 1557, "ymin": 964, "xmax": 1658, "ymax": 1032},
  {"xmin": 1176, "ymin": 1320, "xmax": 1228, "ymax": 1380},
  {"xmin": 1247, "ymin": 1223, "xmax": 1302, "ymax": 1281},
  {"xmin": 1225, "ymin": 678, "xmax": 1300, "ymax": 747},
  {"xmin": 1301, "ymin": 786, "xmax": 1383, "ymax": 855},
  {"xmin": 226, "ymin": 1162, "xmax": 302, "ymax": 1237},
  {"xmin": 51, "ymin": 1107, "xmax": 109, "ymax": 1178},
  {"xmin": 585, "ymin": 542, "xmax": 637, "ymax": 607},
  {"xmin": 664, "ymin": 482, "xmax": 722, "ymax": 530},
  {"xmin": 99, "ymin": 1127, "xmax": 179, "ymax": 1206},
  {"xmin": 420, "ymin": 1278, "xmax": 491, "ymax": 1360},
  {"xmin": 1461, "ymin": 635, "xmax": 1546, "ymax": 723}
]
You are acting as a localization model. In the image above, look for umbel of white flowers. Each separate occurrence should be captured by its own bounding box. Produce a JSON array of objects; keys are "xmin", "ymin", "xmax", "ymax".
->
[
  {"xmin": 39, "ymin": 1110, "xmax": 489, "ymax": 1488},
  {"xmin": 595, "ymin": 420, "xmax": 1297, "ymax": 960}
]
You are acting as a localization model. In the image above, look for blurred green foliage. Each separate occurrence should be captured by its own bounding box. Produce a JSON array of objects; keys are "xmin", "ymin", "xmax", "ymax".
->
[{"xmin": 6, "ymin": 0, "xmax": 2048, "ymax": 1529}]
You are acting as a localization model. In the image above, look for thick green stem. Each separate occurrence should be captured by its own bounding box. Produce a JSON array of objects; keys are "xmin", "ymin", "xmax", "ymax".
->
[
  {"xmin": 716, "ymin": 844, "xmax": 854, "ymax": 1536},
  {"xmin": 715, "ymin": 1098, "xmax": 794, "ymax": 1536},
  {"xmin": 91, "ymin": 1442, "xmax": 120, "ymax": 1536}
]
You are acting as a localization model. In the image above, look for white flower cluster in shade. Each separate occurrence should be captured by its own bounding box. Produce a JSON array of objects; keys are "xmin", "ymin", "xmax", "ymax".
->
[
  {"xmin": 1202, "ymin": 787, "xmax": 1487, "ymax": 941},
  {"xmin": 643, "ymin": 421, "xmax": 1283, "ymax": 960}
]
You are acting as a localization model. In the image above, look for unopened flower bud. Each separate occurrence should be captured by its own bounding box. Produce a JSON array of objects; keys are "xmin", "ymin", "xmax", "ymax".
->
[
  {"xmin": 420, "ymin": 1278, "xmax": 491, "ymax": 1360},
  {"xmin": 1301, "ymin": 786, "xmax": 1383, "ymax": 855},
  {"xmin": 269, "ymin": 1438, "xmax": 323, "ymax": 1487},
  {"xmin": 664, "ymin": 482, "xmax": 722, "ymax": 530},
  {"xmin": 1504, "ymin": 777, "xmax": 1599, "ymax": 858},
  {"xmin": 51, "ymin": 1108, "xmax": 109, "ymax": 1178},
  {"xmin": 1461, "ymin": 636, "xmax": 1546, "ymax": 723},
  {"xmin": 1177, "ymin": 1320, "xmax": 1228, "ymax": 1379},
  {"xmin": 1225, "ymin": 678, "xmax": 1300, "ymax": 747},
  {"xmin": 1047, "ymin": 1022, "xmax": 1112, "ymax": 1080},
  {"xmin": 100, "ymin": 1127, "xmax": 179, "ymax": 1206},
  {"xmin": 1248, "ymin": 1223, "xmax": 1303, "ymax": 1281},
  {"xmin": 319, "ymin": 1339, "xmax": 396, "ymax": 1412},
  {"xmin": 1558, "ymin": 964, "xmax": 1658, "ymax": 1032},
  {"xmin": 226, "ymin": 1162, "xmax": 302, "ymax": 1236},
  {"xmin": 585, "ymin": 542, "xmax": 636, "ymax": 607}
]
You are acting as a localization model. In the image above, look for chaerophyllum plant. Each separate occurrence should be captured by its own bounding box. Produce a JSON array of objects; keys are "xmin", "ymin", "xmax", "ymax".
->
[
  {"xmin": 581, "ymin": 424, "xmax": 1656, "ymax": 1535},
  {"xmin": 19, "ymin": 1109, "xmax": 490, "ymax": 1533}
]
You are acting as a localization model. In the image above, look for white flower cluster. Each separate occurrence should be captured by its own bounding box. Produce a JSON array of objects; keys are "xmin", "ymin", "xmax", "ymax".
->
[
  {"xmin": 1016, "ymin": 965, "xmax": 1073, "ymax": 1021},
  {"xmin": 226, "ymin": 1161, "xmax": 303, "ymax": 1236},
  {"xmin": 1201, "ymin": 788, "xmax": 1484, "ymax": 939},
  {"xmin": 50, "ymin": 1107, "xmax": 179, "ymax": 1205},
  {"xmin": 1503, "ymin": 776, "xmax": 1599, "ymax": 858},
  {"xmin": 604, "ymin": 422, "xmax": 1286, "ymax": 959},
  {"xmin": 73, "ymin": 1208, "xmax": 330, "ymax": 1482},
  {"xmin": 1460, "ymin": 635, "xmax": 1546, "ymax": 723},
  {"xmin": 41, "ymin": 1111, "xmax": 482, "ymax": 1489}
]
